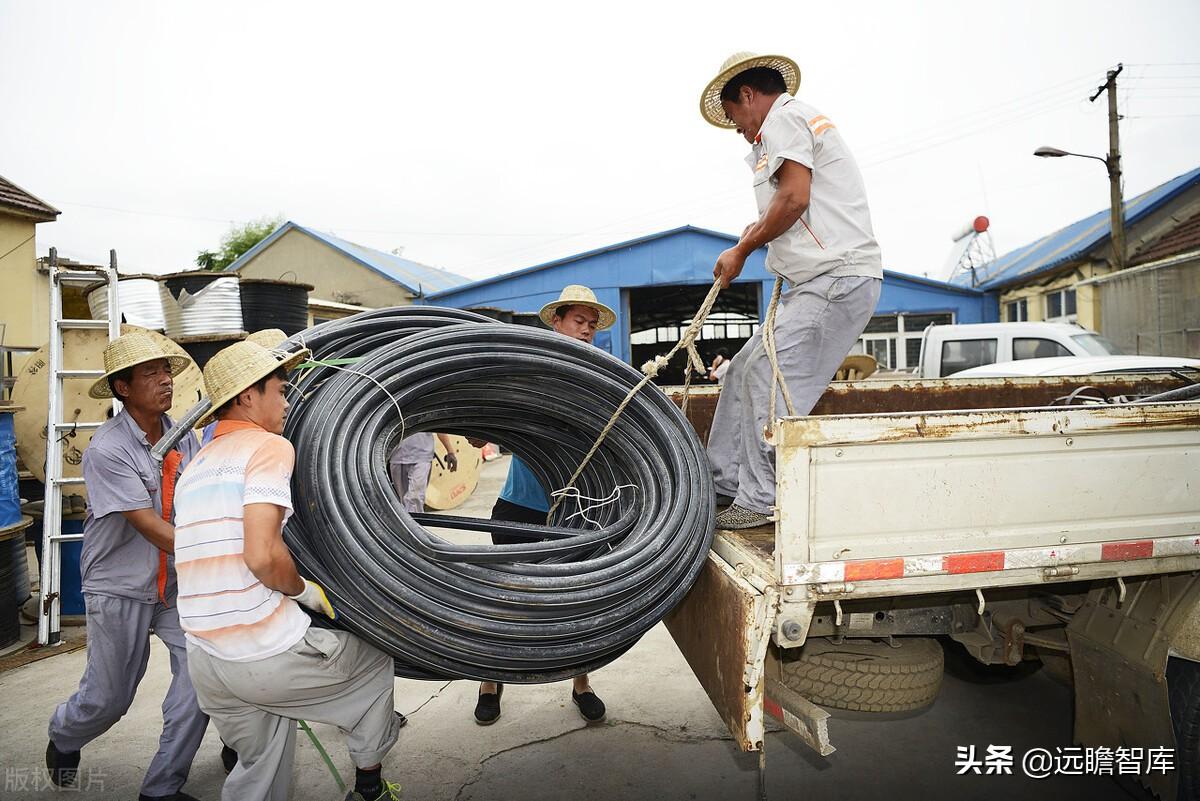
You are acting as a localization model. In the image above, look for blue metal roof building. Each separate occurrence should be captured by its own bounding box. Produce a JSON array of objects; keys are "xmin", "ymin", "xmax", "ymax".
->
[
  {"xmin": 956, "ymin": 165, "xmax": 1200, "ymax": 291},
  {"xmin": 427, "ymin": 226, "xmax": 994, "ymax": 372}
]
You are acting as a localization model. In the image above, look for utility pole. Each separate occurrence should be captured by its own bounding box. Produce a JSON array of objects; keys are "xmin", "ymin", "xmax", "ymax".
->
[{"xmin": 1090, "ymin": 63, "xmax": 1126, "ymax": 271}]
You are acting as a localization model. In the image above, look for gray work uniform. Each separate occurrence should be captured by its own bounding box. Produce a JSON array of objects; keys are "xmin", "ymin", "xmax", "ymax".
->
[
  {"xmin": 48, "ymin": 410, "xmax": 208, "ymax": 798},
  {"xmin": 187, "ymin": 625, "xmax": 402, "ymax": 801},
  {"xmin": 708, "ymin": 93, "xmax": 883, "ymax": 514},
  {"xmin": 388, "ymin": 433, "xmax": 434, "ymax": 513}
]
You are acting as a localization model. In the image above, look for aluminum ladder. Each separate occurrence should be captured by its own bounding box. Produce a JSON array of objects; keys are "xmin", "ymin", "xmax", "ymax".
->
[{"xmin": 37, "ymin": 248, "xmax": 121, "ymax": 645}]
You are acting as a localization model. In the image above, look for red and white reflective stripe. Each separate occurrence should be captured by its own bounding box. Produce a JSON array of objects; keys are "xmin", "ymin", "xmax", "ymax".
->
[{"xmin": 783, "ymin": 534, "xmax": 1200, "ymax": 585}]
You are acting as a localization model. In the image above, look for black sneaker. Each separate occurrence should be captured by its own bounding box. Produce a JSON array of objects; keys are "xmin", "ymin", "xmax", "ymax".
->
[
  {"xmin": 45, "ymin": 739, "xmax": 80, "ymax": 787},
  {"xmin": 138, "ymin": 792, "xmax": 202, "ymax": 801},
  {"xmin": 474, "ymin": 683, "xmax": 503, "ymax": 725},
  {"xmin": 221, "ymin": 743, "xmax": 238, "ymax": 775},
  {"xmin": 572, "ymin": 689, "xmax": 606, "ymax": 723},
  {"xmin": 344, "ymin": 781, "xmax": 401, "ymax": 801}
]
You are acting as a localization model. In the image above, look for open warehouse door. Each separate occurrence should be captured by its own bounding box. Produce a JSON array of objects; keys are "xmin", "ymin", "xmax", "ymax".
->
[{"xmin": 628, "ymin": 283, "xmax": 760, "ymax": 384}]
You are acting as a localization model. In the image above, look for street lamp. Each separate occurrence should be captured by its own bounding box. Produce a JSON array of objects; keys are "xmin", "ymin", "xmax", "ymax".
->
[
  {"xmin": 1033, "ymin": 65, "xmax": 1128, "ymax": 273},
  {"xmin": 1033, "ymin": 146, "xmax": 1105, "ymax": 164},
  {"xmin": 1035, "ymin": 145, "xmax": 1126, "ymax": 271}
]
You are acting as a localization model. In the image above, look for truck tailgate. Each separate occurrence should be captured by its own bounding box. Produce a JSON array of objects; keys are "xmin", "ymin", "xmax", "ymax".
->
[{"xmin": 773, "ymin": 401, "xmax": 1200, "ymax": 598}]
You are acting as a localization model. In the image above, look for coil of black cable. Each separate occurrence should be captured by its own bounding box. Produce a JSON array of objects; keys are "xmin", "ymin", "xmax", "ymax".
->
[{"xmin": 282, "ymin": 306, "xmax": 714, "ymax": 683}]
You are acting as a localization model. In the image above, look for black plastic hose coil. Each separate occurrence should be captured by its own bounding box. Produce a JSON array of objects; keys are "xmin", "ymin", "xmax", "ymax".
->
[{"xmin": 283, "ymin": 307, "xmax": 715, "ymax": 682}]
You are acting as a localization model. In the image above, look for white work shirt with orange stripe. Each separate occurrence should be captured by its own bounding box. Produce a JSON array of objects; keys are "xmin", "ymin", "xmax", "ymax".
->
[
  {"xmin": 172, "ymin": 419, "xmax": 310, "ymax": 662},
  {"xmin": 749, "ymin": 92, "xmax": 883, "ymax": 285}
]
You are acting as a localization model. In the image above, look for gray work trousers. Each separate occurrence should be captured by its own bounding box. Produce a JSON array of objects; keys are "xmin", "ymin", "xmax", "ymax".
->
[
  {"xmin": 708, "ymin": 273, "xmax": 881, "ymax": 513},
  {"xmin": 389, "ymin": 461, "xmax": 432, "ymax": 513},
  {"xmin": 186, "ymin": 626, "xmax": 401, "ymax": 801},
  {"xmin": 48, "ymin": 592, "xmax": 209, "ymax": 797}
]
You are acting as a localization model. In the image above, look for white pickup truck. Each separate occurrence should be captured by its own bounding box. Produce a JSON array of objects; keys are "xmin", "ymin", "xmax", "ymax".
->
[
  {"xmin": 667, "ymin": 371, "xmax": 1200, "ymax": 800},
  {"xmin": 915, "ymin": 322, "xmax": 1123, "ymax": 378}
]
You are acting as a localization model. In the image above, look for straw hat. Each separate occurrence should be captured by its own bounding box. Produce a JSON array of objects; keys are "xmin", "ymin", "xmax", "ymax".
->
[
  {"xmin": 245, "ymin": 329, "xmax": 288, "ymax": 349},
  {"xmin": 88, "ymin": 332, "xmax": 192, "ymax": 399},
  {"xmin": 195, "ymin": 340, "xmax": 311, "ymax": 427},
  {"xmin": 538, "ymin": 285, "xmax": 615, "ymax": 330},
  {"xmin": 699, "ymin": 51, "xmax": 801, "ymax": 129}
]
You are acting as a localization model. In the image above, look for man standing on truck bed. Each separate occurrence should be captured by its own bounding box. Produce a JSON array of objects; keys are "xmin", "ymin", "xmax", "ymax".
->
[{"xmin": 701, "ymin": 51, "xmax": 883, "ymax": 530}]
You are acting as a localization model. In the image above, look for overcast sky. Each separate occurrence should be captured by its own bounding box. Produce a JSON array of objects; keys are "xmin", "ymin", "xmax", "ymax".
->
[{"xmin": 3, "ymin": 1, "xmax": 1198, "ymax": 284}]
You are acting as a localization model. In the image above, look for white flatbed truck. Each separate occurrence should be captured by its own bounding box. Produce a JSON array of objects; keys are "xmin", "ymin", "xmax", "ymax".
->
[{"xmin": 666, "ymin": 371, "xmax": 1200, "ymax": 800}]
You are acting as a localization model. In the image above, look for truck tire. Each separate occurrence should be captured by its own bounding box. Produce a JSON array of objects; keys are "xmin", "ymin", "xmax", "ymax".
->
[
  {"xmin": 781, "ymin": 637, "xmax": 944, "ymax": 713},
  {"xmin": 1168, "ymin": 657, "xmax": 1200, "ymax": 800}
]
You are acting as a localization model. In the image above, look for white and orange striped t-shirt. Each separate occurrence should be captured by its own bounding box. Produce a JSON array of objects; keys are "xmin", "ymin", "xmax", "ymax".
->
[{"xmin": 173, "ymin": 419, "xmax": 310, "ymax": 662}]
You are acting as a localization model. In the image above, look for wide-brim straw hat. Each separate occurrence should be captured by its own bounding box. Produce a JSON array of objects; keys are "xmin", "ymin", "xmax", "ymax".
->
[
  {"xmin": 245, "ymin": 328, "xmax": 288, "ymax": 349},
  {"xmin": 88, "ymin": 332, "xmax": 192, "ymax": 399},
  {"xmin": 700, "ymin": 51, "xmax": 801, "ymax": 129},
  {"xmin": 195, "ymin": 340, "xmax": 311, "ymax": 428},
  {"xmin": 538, "ymin": 285, "xmax": 616, "ymax": 330}
]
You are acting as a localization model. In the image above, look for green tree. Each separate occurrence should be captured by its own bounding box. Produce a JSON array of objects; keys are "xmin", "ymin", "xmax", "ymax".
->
[{"xmin": 195, "ymin": 215, "xmax": 284, "ymax": 271}]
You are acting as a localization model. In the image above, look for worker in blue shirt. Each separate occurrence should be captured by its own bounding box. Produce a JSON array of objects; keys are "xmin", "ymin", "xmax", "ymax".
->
[{"xmin": 474, "ymin": 285, "xmax": 614, "ymax": 727}]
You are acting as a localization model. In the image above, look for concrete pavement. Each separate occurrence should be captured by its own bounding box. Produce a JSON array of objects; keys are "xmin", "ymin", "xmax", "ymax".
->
[{"xmin": 0, "ymin": 456, "xmax": 1133, "ymax": 800}]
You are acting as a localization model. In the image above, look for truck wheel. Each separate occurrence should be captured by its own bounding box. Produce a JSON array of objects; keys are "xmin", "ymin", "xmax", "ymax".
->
[
  {"xmin": 1168, "ymin": 657, "xmax": 1200, "ymax": 800},
  {"xmin": 781, "ymin": 637, "xmax": 944, "ymax": 713}
]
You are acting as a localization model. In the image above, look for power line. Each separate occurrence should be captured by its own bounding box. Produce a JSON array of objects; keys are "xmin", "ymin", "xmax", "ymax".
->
[
  {"xmin": 461, "ymin": 74, "xmax": 1112, "ymax": 271},
  {"xmin": 59, "ymin": 200, "xmax": 234, "ymax": 224},
  {"xmin": 859, "ymin": 94, "xmax": 1087, "ymax": 168},
  {"xmin": 57, "ymin": 200, "xmax": 583, "ymax": 238},
  {"xmin": 0, "ymin": 233, "xmax": 36, "ymax": 263},
  {"xmin": 1126, "ymin": 62, "xmax": 1200, "ymax": 67},
  {"xmin": 856, "ymin": 77, "xmax": 1096, "ymax": 161}
]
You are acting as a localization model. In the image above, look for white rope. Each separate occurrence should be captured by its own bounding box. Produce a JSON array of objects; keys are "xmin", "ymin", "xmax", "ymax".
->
[
  {"xmin": 551, "ymin": 484, "xmax": 637, "ymax": 528},
  {"xmin": 547, "ymin": 276, "xmax": 725, "ymax": 521},
  {"xmin": 763, "ymin": 275, "xmax": 796, "ymax": 427}
]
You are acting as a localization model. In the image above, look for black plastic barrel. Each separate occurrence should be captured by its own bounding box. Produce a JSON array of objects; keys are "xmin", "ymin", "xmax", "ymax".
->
[
  {"xmin": 177, "ymin": 333, "xmax": 247, "ymax": 370},
  {"xmin": 161, "ymin": 270, "xmax": 226, "ymax": 297},
  {"xmin": 239, "ymin": 279, "xmax": 313, "ymax": 335},
  {"xmin": 0, "ymin": 516, "xmax": 31, "ymax": 648}
]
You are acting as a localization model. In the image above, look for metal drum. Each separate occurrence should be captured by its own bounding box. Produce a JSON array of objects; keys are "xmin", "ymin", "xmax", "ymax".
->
[
  {"xmin": 0, "ymin": 515, "xmax": 32, "ymax": 648},
  {"xmin": 85, "ymin": 275, "xmax": 166, "ymax": 331},
  {"xmin": 239, "ymin": 278, "xmax": 313, "ymax": 336},
  {"xmin": 159, "ymin": 272, "xmax": 244, "ymax": 338},
  {"xmin": 9, "ymin": 325, "xmax": 205, "ymax": 489},
  {"xmin": 29, "ymin": 510, "xmax": 85, "ymax": 616},
  {"xmin": 0, "ymin": 407, "xmax": 20, "ymax": 528},
  {"xmin": 424, "ymin": 435, "xmax": 482, "ymax": 511},
  {"xmin": 176, "ymin": 332, "xmax": 247, "ymax": 370}
]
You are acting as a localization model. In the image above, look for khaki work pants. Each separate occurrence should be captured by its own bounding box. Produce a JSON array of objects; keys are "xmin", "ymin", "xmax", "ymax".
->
[{"xmin": 187, "ymin": 626, "xmax": 401, "ymax": 801}]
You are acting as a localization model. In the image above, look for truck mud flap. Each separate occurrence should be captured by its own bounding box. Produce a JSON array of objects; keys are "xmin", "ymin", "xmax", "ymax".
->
[
  {"xmin": 665, "ymin": 553, "xmax": 777, "ymax": 752},
  {"xmin": 1068, "ymin": 572, "xmax": 1200, "ymax": 801}
]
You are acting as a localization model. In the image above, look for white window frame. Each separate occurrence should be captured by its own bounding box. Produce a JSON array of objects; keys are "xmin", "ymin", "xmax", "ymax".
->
[
  {"xmin": 1044, "ymin": 288, "xmax": 1077, "ymax": 323},
  {"xmin": 857, "ymin": 312, "xmax": 955, "ymax": 371},
  {"xmin": 1006, "ymin": 298, "xmax": 1028, "ymax": 322}
]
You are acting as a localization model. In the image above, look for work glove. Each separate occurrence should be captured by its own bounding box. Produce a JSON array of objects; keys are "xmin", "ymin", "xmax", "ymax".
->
[
  {"xmin": 444, "ymin": 452, "xmax": 458, "ymax": 472},
  {"xmin": 289, "ymin": 578, "xmax": 338, "ymax": 620}
]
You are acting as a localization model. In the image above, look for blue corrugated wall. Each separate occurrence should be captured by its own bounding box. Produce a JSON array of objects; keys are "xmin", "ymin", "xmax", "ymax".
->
[{"xmin": 426, "ymin": 227, "xmax": 996, "ymax": 363}]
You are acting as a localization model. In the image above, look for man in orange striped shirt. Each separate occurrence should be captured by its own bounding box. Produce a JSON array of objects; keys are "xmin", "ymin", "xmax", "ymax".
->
[{"xmin": 174, "ymin": 341, "xmax": 402, "ymax": 801}]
